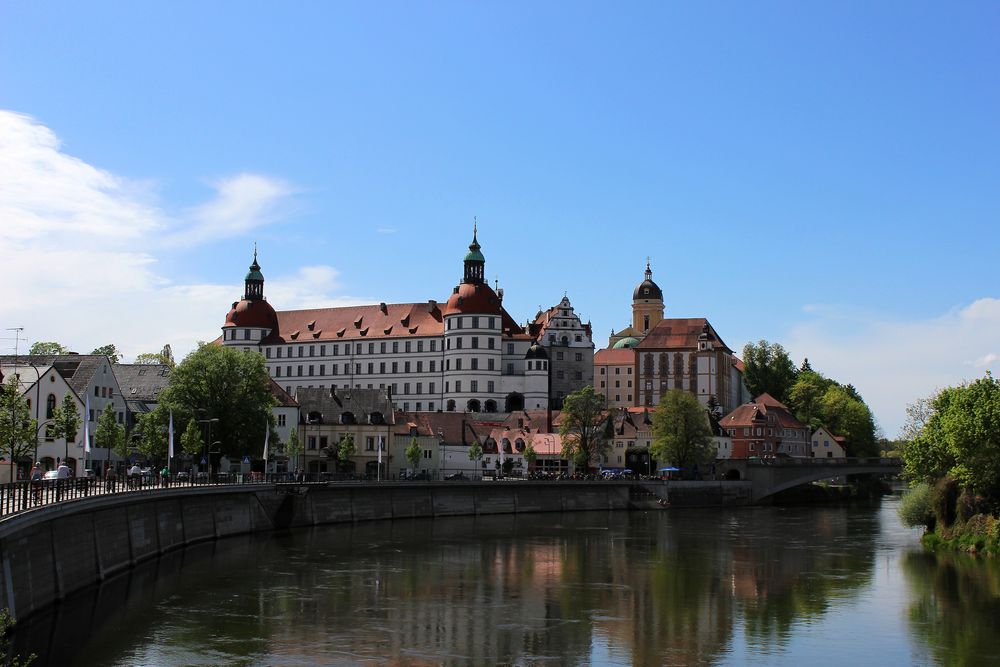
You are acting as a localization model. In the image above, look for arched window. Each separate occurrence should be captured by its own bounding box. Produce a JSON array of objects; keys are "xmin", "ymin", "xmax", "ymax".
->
[
  {"xmin": 514, "ymin": 438, "xmax": 525, "ymax": 451},
  {"xmin": 340, "ymin": 412, "xmax": 356, "ymax": 425},
  {"xmin": 447, "ymin": 400, "xmax": 456, "ymax": 412},
  {"xmin": 484, "ymin": 399, "xmax": 497, "ymax": 413},
  {"xmin": 46, "ymin": 394, "xmax": 56, "ymax": 419},
  {"xmin": 369, "ymin": 412, "xmax": 384, "ymax": 425},
  {"xmin": 467, "ymin": 399, "xmax": 481, "ymax": 413}
]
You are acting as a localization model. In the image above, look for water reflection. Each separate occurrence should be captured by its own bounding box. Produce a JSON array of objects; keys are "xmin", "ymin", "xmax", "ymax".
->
[
  {"xmin": 9, "ymin": 503, "xmax": 975, "ymax": 666},
  {"xmin": 902, "ymin": 548, "xmax": 1000, "ymax": 666}
]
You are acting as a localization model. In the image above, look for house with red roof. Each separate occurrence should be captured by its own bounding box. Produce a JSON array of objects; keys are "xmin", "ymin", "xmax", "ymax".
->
[{"xmin": 720, "ymin": 393, "xmax": 811, "ymax": 458}]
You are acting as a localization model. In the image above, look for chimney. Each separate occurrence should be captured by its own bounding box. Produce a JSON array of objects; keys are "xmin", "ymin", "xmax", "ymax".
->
[
  {"xmin": 427, "ymin": 299, "xmax": 437, "ymax": 312},
  {"xmin": 379, "ymin": 302, "xmax": 388, "ymax": 314}
]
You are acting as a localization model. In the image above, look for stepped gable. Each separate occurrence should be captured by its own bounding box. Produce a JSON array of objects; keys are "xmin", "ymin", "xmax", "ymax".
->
[{"xmin": 636, "ymin": 318, "xmax": 732, "ymax": 352}]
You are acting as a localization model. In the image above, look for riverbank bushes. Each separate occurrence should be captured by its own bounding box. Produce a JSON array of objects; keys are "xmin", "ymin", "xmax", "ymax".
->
[{"xmin": 899, "ymin": 373, "xmax": 1000, "ymax": 556}]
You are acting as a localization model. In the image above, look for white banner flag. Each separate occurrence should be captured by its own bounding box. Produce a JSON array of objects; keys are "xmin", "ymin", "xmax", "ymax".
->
[
  {"xmin": 84, "ymin": 395, "xmax": 91, "ymax": 453},
  {"xmin": 263, "ymin": 425, "xmax": 269, "ymax": 462},
  {"xmin": 168, "ymin": 410, "xmax": 174, "ymax": 460}
]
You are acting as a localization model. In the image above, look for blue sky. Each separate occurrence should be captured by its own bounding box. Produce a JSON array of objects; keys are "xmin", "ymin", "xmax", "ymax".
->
[{"xmin": 1, "ymin": 2, "xmax": 997, "ymax": 435}]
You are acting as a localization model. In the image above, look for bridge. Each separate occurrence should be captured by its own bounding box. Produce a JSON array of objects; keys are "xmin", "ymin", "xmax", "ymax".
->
[{"xmin": 717, "ymin": 457, "xmax": 902, "ymax": 502}]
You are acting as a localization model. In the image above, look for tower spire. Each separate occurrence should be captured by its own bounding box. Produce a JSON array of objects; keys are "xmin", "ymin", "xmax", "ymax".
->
[{"xmin": 462, "ymin": 219, "xmax": 485, "ymax": 284}]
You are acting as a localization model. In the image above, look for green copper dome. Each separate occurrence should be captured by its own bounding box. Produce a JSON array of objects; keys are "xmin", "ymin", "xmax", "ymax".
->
[{"xmin": 612, "ymin": 337, "xmax": 640, "ymax": 349}]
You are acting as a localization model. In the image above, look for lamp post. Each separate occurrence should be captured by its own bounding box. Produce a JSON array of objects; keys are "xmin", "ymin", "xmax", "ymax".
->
[{"xmin": 198, "ymin": 417, "xmax": 218, "ymax": 478}]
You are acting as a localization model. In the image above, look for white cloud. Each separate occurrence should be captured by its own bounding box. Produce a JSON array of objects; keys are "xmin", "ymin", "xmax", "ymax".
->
[
  {"xmin": 780, "ymin": 298, "xmax": 1000, "ymax": 438},
  {"xmin": 0, "ymin": 110, "xmax": 359, "ymax": 362},
  {"xmin": 169, "ymin": 173, "xmax": 297, "ymax": 246}
]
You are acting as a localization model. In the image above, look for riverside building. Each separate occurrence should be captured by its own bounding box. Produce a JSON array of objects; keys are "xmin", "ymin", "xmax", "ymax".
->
[{"xmin": 221, "ymin": 228, "xmax": 553, "ymax": 414}]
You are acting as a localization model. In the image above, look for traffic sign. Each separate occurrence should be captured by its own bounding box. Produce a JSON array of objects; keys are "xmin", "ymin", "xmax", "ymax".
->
[
  {"xmin": 200, "ymin": 456, "xmax": 207, "ymax": 465},
  {"xmin": 242, "ymin": 456, "xmax": 251, "ymax": 464}
]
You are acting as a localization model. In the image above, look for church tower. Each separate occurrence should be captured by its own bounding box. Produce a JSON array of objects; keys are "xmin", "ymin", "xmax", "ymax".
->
[{"xmin": 631, "ymin": 260, "xmax": 664, "ymax": 335}]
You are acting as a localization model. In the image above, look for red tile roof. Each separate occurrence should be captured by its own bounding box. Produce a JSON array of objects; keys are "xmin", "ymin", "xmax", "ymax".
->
[
  {"xmin": 594, "ymin": 348, "xmax": 635, "ymax": 365},
  {"xmin": 635, "ymin": 318, "xmax": 732, "ymax": 353}
]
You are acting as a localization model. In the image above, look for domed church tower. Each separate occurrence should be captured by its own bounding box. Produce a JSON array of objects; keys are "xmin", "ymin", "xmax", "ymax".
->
[
  {"xmin": 222, "ymin": 248, "xmax": 279, "ymax": 350},
  {"xmin": 631, "ymin": 259, "xmax": 664, "ymax": 335}
]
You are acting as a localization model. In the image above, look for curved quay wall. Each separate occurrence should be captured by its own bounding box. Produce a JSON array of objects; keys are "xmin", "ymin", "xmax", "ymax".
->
[{"xmin": 0, "ymin": 480, "xmax": 750, "ymax": 622}]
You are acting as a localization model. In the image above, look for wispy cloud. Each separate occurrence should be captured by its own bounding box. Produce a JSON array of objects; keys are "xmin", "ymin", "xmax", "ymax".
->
[
  {"xmin": 0, "ymin": 110, "xmax": 358, "ymax": 361},
  {"xmin": 169, "ymin": 173, "xmax": 298, "ymax": 246},
  {"xmin": 778, "ymin": 298, "xmax": 1000, "ymax": 438},
  {"xmin": 376, "ymin": 227, "xmax": 398, "ymax": 235}
]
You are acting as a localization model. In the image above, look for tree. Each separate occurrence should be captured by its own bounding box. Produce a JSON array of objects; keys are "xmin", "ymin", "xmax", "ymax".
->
[
  {"xmin": 523, "ymin": 442, "xmax": 538, "ymax": 471},
  {"xmin": 151, "ymin": 344, "xmax": 276, "ymax": 461},
  {"xmin": 788, "ymin": 370, "xmax": 834, "ymax": 430},
  {"xmin": 29, "ymin": 341, "xmax": 67, "ymax": 355},
  {"xmin": 899, "ymin": 396, "xmax": 936, "ymax": 442},
  {"xmin": 180, "ymin": 418, "xmax": 203, "ymax": 456},
  {"xmin": 800, "ymin": 358, "xmax": 813, "ymax": 373},
  {"xmin": 338, "ymin": 434, "xmax": 357, "ymax": 472},
  {"xmin": 405, "ymin": 437, "xmax": 421, "ymax": 470},
  {"xmin": 50, "ymin": 393, "xmax": 82, "ymax": 456},
  {"xmin": 651, "ymin": 389, "xmax": 714, "ymax": 469},
  {"xmin": 91, "ymin": 344, "xmax": 122, "ymax": 364},
  {"xmin": 0, "ymin": 376, "xmax": 37, "ymax": 476},
  {"xmin": 468, "ymin": 440, "xmax": 484, "ymax": 468},
  {"xmin": 285, "ymin": 428, "xmax": 302, "ymax": 471},
  {"xmin": 94, "ymin": 403, "xmax": 126, "ymax": 459},
  {"xmin": 133, "ymin": 412, "xmax": 167, "ymax": 460},
  {"xmin": 905, "ymin": 373, "xmax": 1000, "ymax": 501},
  {"xmin": 135, "ymin": 352, "xmax": 172, "ymax": 366},
  {"xmin": 559, "ymin": 385, "xmax": 611, "ymax": 472},
  {"xmin": 819, "ymin": 385, "xmax": 877, "ymax": 456},
  {"xmin": 742, "ymin": 340, "xmax": 797, "ymax": 403}
]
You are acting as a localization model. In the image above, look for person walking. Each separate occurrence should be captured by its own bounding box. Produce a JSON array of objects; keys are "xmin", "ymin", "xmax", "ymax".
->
[
  {"xmin": 29, "ymin": 462, "xmax": 43, "ymax": 505},
  {"xmin": 56, "ymin": 460, "xmax": 70, "ymax": 501}
]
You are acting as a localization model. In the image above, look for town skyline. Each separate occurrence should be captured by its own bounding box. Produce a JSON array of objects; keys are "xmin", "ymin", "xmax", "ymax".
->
[{"xmin": 2, "ymin": 3, "xmax": 998, "ymax": 437}]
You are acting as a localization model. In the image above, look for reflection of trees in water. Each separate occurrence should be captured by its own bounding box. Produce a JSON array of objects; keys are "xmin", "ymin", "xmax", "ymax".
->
[
  {"xmin": 19, "ymin": 508, "xmax": 885, "ymax": 666},
  {"xmin": 902, "ymin": 550, "xmax": 1000, "ymax": 666}
]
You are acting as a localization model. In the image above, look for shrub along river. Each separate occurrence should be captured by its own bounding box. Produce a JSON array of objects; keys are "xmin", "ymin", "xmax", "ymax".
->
[{"xmin": 10, "ymin": 495, "xmax": 1000, "ymax": 666}]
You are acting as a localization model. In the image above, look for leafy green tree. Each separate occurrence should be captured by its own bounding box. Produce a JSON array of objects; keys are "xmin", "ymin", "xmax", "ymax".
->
[
  {"xmin": 651, "ymin": 389, "xmax": 714, "ymax": 469},
  {"xmin": 559, "ymin": 385, "xmax": 610, "ymax": 472},
  {"xmin": 742, "ymin": 340, "xmax": 797, "ymax": 403},
  {"xmin": 788, "ymin": 370, "xmax": 834, "ymax": 430},
  {"xmin": 905, "ymin": 373, "xmax": 1000, "ymax": 501},
  {"xmin": 285, "ymin": 428, "xmax": 301, "ymax": 471},
  {"xmin": 94, "ymin": 403, "xmax": 126, "ymax": 458},
  {"xmin": 180, "ymin": 418, "xmax": 203, "ymax": 455},
  {"xmin": 468, "ymin": 440, "xmax": 483, "ymax": 468},
  {"xmin": 523, "ymin": 441, "xmax": 537, "ymax": 470},
  {"xmin": 151, "ymin": 344, "xmax": 275, "ymax": 460},
  {"xmin": 135, "ymin": 352, "xmax": 171, "ymax": 366},
  {"xmin": 405, "ymin": 437, "xmax": 421, "ymax": 470},
  {"xmin": 91, "ymin": 344, "xmax": 122, "ymax": 364},
  {"xmin": 0, "ymin": 376, "xmax": 37, "ymax": 476},
  {"xmin": 134, "ymin": 412, "xmax": 167, "ymax": 460},
  {"xmin": 819, "ymin": 385, "xmax": 877, "ymax": 456},
  {"xmin": 338, "ymin": 434, "xmax": 357, "ymax": 471},
  {"xmin": 29, "ymin": 341, "xmax": 67, "ymax": 355},
  {"xmin": 50, "ymin": 393, "xmax": 81, "ymax": 446}
]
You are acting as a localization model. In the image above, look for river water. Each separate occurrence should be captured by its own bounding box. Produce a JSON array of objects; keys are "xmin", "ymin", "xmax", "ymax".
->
[{"xmin": 12, "ymin": 496, "xmax": 1000, "ymax": 666}]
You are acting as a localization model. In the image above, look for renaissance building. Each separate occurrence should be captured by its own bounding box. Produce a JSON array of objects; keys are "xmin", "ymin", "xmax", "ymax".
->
[{"xmin": 221, "ymin": 229, "xmax": 555, "ymax": 413}]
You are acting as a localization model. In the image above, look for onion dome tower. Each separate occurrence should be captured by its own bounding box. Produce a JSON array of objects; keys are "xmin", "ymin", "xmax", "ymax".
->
[
  {"xmin": 631, "ymin": 259, "xmax": 665, "ymax": 335},
  {"xmin": 223, "ymin": 248, "xmax": 279, "ymax": 347}
]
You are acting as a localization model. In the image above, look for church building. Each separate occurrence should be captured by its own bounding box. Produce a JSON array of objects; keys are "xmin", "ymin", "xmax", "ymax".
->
[
  {"xmin": 221, "ymin": 228, "xmax": 551, "ymax": 413},
  {"xmin": 596, "ymin": 262, "xmax": 749, "ymax": 415}
]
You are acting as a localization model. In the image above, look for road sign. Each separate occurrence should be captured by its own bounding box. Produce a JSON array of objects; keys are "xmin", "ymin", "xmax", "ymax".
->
[
  {"xmin": 242, "ymin": 456, "xmax": 251, "ymax": 464},
  {"xmin": 200, "ymin": 456, "xmax": 207, "ymax": 465}
]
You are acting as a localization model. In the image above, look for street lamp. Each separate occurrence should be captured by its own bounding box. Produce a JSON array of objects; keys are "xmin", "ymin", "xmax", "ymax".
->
[{"xmin": 198, "ymin": 417, "xmax": 219, "ymax": 477}]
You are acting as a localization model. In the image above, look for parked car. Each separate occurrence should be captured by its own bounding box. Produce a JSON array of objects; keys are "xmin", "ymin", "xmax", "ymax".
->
[{"xmin": 444, "ymin": 471, "xmax": 467, "ymax": 481}]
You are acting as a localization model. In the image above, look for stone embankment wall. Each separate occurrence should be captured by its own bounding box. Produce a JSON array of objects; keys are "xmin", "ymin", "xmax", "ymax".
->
[{"xmin": 0, "ymin": 480, "xmax": 750, "ymax": 621}]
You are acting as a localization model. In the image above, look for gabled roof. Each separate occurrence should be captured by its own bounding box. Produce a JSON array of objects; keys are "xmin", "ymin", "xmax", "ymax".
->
[
  {"xmin": 0, "ymin": 355, "xmax": 114, "ymax": 397},
  {"xmin": 635, "ymin": 318, "xmax": 732, "ymax": 353},
  {"xmin": 722, "ymin": 394, "xmax": 807, "ymax": 431},
  {"xmin": 113, "ymin": 364, "xmax": 172, "ymax": 402},
  {"xmin": 268, "ymin": 378, "xmax": 298, "ymax": 407}
]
